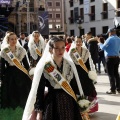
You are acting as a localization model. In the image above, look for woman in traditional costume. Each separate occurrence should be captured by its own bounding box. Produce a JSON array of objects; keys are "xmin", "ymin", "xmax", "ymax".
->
[
  {"xmin": 69, "ymin": 36, "xmax": 98, "ymax": 114},
  {"xmin": 22, "ymin": 36, "xmax": 91, "ymax": 120},
  {"xmin": 28, "ymin": 31, "xmax": 45, "ymax": 76},
  {"xmin": 0, "ymin": 32, "xmax": 32, "ymax": 119}
]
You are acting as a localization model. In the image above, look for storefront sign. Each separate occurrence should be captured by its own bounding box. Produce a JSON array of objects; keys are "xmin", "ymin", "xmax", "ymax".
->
[{"xmin": 0, "ymin": 0, "xmax": 11, "ymax": 4}]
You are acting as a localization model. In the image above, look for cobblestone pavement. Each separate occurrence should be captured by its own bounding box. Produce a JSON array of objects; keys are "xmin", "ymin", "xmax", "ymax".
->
[{"xmin": 90, "ymin": 70, "xmax": 120, "ymax": 120}]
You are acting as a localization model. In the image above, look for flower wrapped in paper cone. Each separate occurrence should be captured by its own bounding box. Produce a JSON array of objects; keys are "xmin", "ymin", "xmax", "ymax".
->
[
  {"xmin": 77, "ymin": 96, "xmax": 91, "ymax": 113},
  {"xmin": 77, "ymin": 96, "xmax": 92, "ymax": 120}
]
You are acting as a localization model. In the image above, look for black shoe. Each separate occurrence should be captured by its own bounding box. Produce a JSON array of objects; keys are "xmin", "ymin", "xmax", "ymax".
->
[
  {"xmin": 106, "ymin": 91, "xmax": 116, "ymax": 94},
  {"xmin": 93, "ymin": 81, "xmax": 97, "ymax": 84},
  {"xmin": 104, "ymin": 69, "xmax": 107, "ymax": 73}
]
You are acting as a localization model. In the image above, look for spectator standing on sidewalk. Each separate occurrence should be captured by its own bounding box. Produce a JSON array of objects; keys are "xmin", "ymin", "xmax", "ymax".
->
[
  {"xmin": 85, "ymin": 32, "xmax": 99, "ymax": 72},
  {"xmin": 97, "ymin": 37, "xmax": 106, "ymax": 73},
  {"xmin": 99, "ymin": 28, "xmax": 120, "ymax": 94}
]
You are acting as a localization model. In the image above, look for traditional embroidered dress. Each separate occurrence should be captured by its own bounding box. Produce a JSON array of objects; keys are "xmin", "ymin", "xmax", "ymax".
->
[
  {"xmin": 22, "ymin": 39, "xmax": 91, "ymax": 120},
  {"xmin": 34, "ymin": 58, "xmax": 82, "ymax": 120},
  {"xmin": 28, "ymin": 35, "xmax": 45, "ymax": 68},
  {"xmin": 69, "ymin": 46, "xmax": 98, "ymax": 113},
  {"xmin": 0, "ymin": 45, "xmax": 31, "ymax": 119}
]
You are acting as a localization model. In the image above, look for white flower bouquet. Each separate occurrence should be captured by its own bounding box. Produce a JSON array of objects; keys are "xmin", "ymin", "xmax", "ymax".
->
[
  {"xmin": 77, "ymin": 96, "xmax": 92, "ymax": 120},
  {"xmin": 77, "ymin": 96, "xmax": 91, "ymax": 113}
]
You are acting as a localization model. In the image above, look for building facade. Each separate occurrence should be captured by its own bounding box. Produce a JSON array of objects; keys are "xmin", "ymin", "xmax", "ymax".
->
[
  {"xmin": 45, "ymin": 0, "xmax": 65, "ymax": 35},
  {"xmin": 65, "ymin": 0, "xmax": 120, "ymax": 36},
  {"xmin": 0, "ymin": 0, "xmax": 46, "ymax": 36}
]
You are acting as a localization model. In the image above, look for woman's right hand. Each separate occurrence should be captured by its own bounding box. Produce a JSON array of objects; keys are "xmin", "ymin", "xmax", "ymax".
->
[
  {"xmin": 36, "ymin": 111, "xmax": 43, "ymax": 120},
  {"xmin": 29, "ymin": 110, "xmax": 37, "ymax": 120}
]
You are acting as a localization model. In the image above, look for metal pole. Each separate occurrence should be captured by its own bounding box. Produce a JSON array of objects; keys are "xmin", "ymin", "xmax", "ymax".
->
[
  {"xmin": 18, "ymin": 12, "xmax": 21, "ymax": 33},
  {"xmin": 26, "ymin": 0, "xmax": 30, "ymax": 34},
  {"xmin": 14, "ymin": 15, "xmax": 15, "ymax": 33}
]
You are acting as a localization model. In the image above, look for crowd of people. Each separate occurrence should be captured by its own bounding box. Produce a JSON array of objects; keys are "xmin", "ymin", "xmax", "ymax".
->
[{"xmin": 0, "ymin": 28, "xmax": 120, "ymax": 120}]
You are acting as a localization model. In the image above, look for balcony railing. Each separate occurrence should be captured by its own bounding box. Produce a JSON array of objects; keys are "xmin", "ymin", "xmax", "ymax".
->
[
  {"xmin": 88, "ymin": 13, "xmax": 95, "ymax": 21},
  {"xmin": 68, "ymin": 17, "xmax": 74, "ymax": 24},
  {"xmin": 69, "ymin": 0, "xmax": 73, "ymax": 7},
  {"xmin": 115, "ymin": 9, "xmax": 120, "ymax": 17},
  {"xmin": 101, "ymin": 11, "xmax": 108, "ymax": 19}
]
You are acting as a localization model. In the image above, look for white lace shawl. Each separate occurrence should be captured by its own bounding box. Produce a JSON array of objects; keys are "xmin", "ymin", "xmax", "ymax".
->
[
  {"xmin": 28, "ymin": 34, "xmax": 45, "ymax": 60},
  {"xmin": 69, "ymin": 42, "xmax": 96, "ymax": 71},
  {"xmin": 43, "ymin": 58, "xmax": 74, "ymax": 89},
  {"xmin": 70, "ymin": 47, "xmax": 89, "ymax": 65},
  {"xmin": 1, "ymin": 45, "xmax": 26, "ymax": 66}
]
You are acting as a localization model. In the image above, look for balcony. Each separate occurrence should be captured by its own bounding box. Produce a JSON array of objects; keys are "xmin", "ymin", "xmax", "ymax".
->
[
  {"xmin": 88, "ymin": 13, "xmax": 95, "ymax": 21},
  {"xmin": 101, "ymin": 11, "xmax": 108, "ymax": 19},
  {"xmin": 69, "ymin": 0, "xmax": 73, "ymax": 7},
  {"xmin": 68, "ymin": 17, "xmax": 74, "ymax": 24},
  {"xmin": 115, "ymin": 8, "xmax": 120, "ymax": 17}
]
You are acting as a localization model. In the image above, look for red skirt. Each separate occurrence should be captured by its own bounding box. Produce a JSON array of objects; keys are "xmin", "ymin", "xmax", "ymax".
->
[{"xmin": 88, "ymin": 97, "xmax": 98, "ymax": 113}]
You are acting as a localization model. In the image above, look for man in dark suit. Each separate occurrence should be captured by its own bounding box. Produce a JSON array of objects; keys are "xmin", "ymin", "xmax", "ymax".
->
[
  {"xmin": 18, "ymin": 32, "xmax": 28, "ymax": 51},
  {"xmin": 18, "ymin": 32, "xmax": 30, "ymax": 60}
]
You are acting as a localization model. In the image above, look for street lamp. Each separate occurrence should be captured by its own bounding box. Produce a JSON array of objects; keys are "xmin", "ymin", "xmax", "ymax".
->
[
  {"xmin": 76, "ymin": 17, "xmax": 83, "ymax": 30},
  {"xmin": 26, "ymin": 0, "xmax": 30, "ymax": 34}
]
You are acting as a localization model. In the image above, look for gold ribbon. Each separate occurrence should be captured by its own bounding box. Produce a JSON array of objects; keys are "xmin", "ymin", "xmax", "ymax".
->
[
  {"xmin": 44, "ymin": 61, "xmax": 77, "ymax": 101},
  {"xmin": 35, "ymin": 48, "xmax": 42, "ymax": 57},
  {"xmin": 71, "ymin": 48, "xmax": 88, "ymax": 73},
  {"xmin": 4, "ymin": 48, "xmax": 31, "ymax": 79},
  {"xmin": 81, "ymin": 112, "xmax": 90, "ymax": 120}
]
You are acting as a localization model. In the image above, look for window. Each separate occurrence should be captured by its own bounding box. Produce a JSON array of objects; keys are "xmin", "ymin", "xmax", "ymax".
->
[
  {"xmin": 47, "ymin": 2, "xmax": 52, "ymax": 7},
  {"xmin": 56, "ymin": 14, "xmax": 60, "ymax": 18},
  {"xmin": 117, "ymin": 0, "xmax": 120, "ymax": 16},
  {"xmin": 90, "ymin": 27, "xmax": 96, "ymax": 36},
  {"xmin": 49, "ymin": 14, "xmax": 52, "ymax": 18},
  {"xmin": 90, "ymin": 6, "xmax": 95, "ymax": 21},
  {"xmin": 56, "ymin": 2, "xmax": 60, "ymax": 7},
  {"xmin": 69, "ymin": 10, "xmax": 74, "ymax": 24},
  {"xmin": 80, "ymin": 28, "xmax": 84, "ymax": 36},
  {"xmin": 69, "ymin": 0, "xmax": 73, "ymax": 7},
  {"xmin": 49, "ymin": 24, "xmax": 53, "ymax": 29},
  {"xmin": 101, "ymin": 3, "xmax": 108, "ymax": 19},
  {"xmin": 79, "ymin": 0, "xmax": 83, "ymax": 5},
  {"xmin": 70, "ymin": 30, "xmax": 74, "ymax": 36},
  {"xmin": 80, "ymin": 8, "xmax": 84, "ymax": 22},
  {"xmin": 102, "ymin": 26, "xmax": 108, "ymax": 34}
]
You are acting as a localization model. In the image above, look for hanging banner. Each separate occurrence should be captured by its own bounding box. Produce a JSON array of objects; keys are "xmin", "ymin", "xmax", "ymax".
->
[
  {"xmin": 84, "ymin": 0, "xmax": 90, "ymax": 14},
  {"xmin": 38, "ymin": 11, "xmax": 49, "ymax": 35}
]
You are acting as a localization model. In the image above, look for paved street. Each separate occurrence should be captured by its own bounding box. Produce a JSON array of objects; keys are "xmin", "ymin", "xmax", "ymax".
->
[{"xmin": 90, "ymin": 68, "xmax": 120, "ymax": 120}]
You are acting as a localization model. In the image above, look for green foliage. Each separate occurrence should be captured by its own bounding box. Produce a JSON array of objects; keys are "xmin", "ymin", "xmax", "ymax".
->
[{"xmin": 0, "ymin": 107, "xmax": 23, "ymax": 120}]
